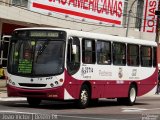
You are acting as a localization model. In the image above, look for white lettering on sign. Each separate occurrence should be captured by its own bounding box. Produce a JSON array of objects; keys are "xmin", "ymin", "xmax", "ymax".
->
[
  {"xmin": 142, "ymin": 0, "xmax": 158, "ymax": 33},
  {"xmin": 30, "ymin": 0, "xmax": 124, "ymax": 25}
]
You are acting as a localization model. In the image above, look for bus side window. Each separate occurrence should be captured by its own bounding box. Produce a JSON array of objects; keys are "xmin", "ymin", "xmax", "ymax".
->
[
  {"xmin": 82, "ymin": 38, "xmax": 96, "ymax": 64},
  {"xmin": 67, "ymin": 37, "xmax": 80, "ymax": 75},
  {"xmin": 127, "ymin": 44, "xmax": 139, "ymax": 66},
  {"xmin": 141, "ymin": 46, "xmax": 152, "ymax": 67},
  {"xmin": 113, "ymin": 42, "xmax": 126, "ymax": 66},
  {"xmin": 97, "ymin": 40, "xmax": 111, "ymax": 65}
]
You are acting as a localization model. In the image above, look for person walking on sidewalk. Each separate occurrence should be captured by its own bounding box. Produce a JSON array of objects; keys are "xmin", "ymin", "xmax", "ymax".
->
[
  {"xmin": 0, "ymin": 64, "xmax": 5, "ymax": 79},
  {"xmin": 155, "ymin": 70, "xmax": 160, "ymax": 94}
]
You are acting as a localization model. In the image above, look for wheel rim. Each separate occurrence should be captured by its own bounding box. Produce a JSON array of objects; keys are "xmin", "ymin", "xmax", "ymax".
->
[
  {"xmin": 80, "ymin": 89, "xmax": 88, "ymax": 105},
  {"xmin": 130, "ymin": 88, "xmax": 136, "ymax": 102}
]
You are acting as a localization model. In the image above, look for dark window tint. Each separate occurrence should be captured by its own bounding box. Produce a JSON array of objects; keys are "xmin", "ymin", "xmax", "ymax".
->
[
  {"xmin": 141, "ymin": 46, "xmax": 152, "ymax": 67},
  {"xmin": 67, "ymin": 37, "xmax": 80, "ymax": 75},
  {"xmin": 127, "ymin": 44, "xmax": 139, "ymax": 66},
  {"xmin": 82, "ymin": 39, "xmax": 96, "ymax": 64},
  {"xmin": 97, "ymin": 40, "xmax": 111, "ymax": 65},
  {"xmin": 113, "ymin": 42, "xmax": 126, "ymax": 65}
]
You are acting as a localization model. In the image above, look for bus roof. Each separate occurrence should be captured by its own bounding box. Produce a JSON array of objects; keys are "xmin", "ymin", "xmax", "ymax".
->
[{"xmin": 14, "ymin": 27, "xmax": 157, "ymax": 46}]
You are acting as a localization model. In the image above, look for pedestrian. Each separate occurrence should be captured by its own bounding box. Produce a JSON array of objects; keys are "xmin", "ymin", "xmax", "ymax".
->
[
  {"xmin": 155, "ymin": 70, "xmax": 160, "ymax": 94},
  {"xmin": 0, "ymin": 64, "xmax": 5, "ymax": 79}
]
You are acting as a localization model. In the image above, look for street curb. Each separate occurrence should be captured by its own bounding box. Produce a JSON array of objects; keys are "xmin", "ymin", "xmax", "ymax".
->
[{"xmin": 0, "ymin": 97, "xmax": 26, "ymax": 101}]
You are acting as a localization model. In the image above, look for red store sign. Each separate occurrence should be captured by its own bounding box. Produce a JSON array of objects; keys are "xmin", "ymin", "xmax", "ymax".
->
[
  {"xmin": 30, "ymin": 0, "xmax": 124, "ymax": 25},
  {"xmin": 142, "ymin": 0, "xmax": 158, "ymax": 33}
]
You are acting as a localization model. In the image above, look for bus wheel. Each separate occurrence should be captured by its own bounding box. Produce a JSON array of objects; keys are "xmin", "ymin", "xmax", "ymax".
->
[
  {"xmin": 27, "ymin": 97, "xmax": 41, "ymax": 107},
  {"xmin": 126, "ymin": 85, "xmax": 137, "ymax": 105},
  {"xmin": 77, "ymin": 85, "xmax": 90, "ymax": 109},
  {"xmin": 117, "ymin": 85, "xmax": 137, "ymax": 105}
]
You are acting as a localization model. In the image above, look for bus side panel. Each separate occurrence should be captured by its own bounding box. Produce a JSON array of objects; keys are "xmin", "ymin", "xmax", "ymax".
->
[
  {"xmin": 64, "ymin": 70, "xmax": 82, "ymax": 99},
  {"xmin": 64, "ymin": 70, "xmax": 111, "ymax": 99},
  {"xmin": 137, "ymin": 84, "xmax": 156, "ymax": 96},
  {"xmin": 64, "ymin": 70, "xmax": 108, "ymax": 99},
  {"xmin": 90, "ymin": 81, "xmax": 129, "ymax": 98},
  {"xmin": 64, "ymin": 69, "xmax": 130, "ymax": 99},
  {"xmin": 137, "ymin": 69, "xmax": 158, "ymax": 96},
  {"xmin": 65, "ymin": 84, "xmax": 81, "ymax": 99},
  {"xmin": 103, "ymin": 83, "xmax": 129, "ymax": 98},
  {"xmin": 63, "ymin": 68, "xmax": 158, "ymax": 99},
  {"xmin": 91, "ymin": 83, "xmax": 105, "ymax": 98}
]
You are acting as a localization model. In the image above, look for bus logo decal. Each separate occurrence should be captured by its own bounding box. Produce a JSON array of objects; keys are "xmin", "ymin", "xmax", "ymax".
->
[{"xmin": 132, "ymin": 69, "xmax": 137, "ymax": 76}]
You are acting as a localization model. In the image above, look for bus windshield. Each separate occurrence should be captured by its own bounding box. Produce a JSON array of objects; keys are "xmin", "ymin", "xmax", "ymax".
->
[{"xmin": 8, "ymin": 30, "xmax": 66, "ymax": 77}]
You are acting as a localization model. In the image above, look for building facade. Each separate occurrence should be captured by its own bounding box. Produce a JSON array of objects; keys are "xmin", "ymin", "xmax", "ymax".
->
[{"xmin": 0, "ymin": 0, "xmax": 159, "ymax": 67}]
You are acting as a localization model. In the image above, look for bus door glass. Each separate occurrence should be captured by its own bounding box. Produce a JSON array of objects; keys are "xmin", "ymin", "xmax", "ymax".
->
[{"xmin": 67, "ymin": 37, "xmax": 80, "ymax": 75}]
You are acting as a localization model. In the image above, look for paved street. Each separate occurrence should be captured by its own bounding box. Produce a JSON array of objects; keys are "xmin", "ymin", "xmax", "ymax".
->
[{"xmin": 1, "ymin": 80, "xmax": 160, "ymax": 120}]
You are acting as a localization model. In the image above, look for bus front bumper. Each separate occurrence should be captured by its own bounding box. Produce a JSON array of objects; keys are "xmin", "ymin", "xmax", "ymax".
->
[{"xmin": 7, "ymin": 85, "xmax": 64, "ymax": 100}]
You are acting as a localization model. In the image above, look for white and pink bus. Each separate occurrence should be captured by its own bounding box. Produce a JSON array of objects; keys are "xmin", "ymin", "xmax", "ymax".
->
[{"xmin": 7, "ymin": 28, "xmax": 158, "ymax": 108}]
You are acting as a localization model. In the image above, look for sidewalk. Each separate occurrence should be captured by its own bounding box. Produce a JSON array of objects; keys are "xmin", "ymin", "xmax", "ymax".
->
[
  {"xmin": 0, "ymin": 79, "xmax": 6, "ymax": 87},
  {"xmin": 0, "ymin": 79, "xmax": 7, "ymax": 98},
  {"xmin": 0, "ymin": 91, "xmax": 7, "ymax": 98}
]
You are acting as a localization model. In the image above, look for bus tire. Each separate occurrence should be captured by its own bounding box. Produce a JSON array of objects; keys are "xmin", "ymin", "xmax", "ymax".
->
[
  {"xmin": 77, "ymin": 85, "xmax": 90, "ymax": 109},
  {"xmin": 126, "ymin": 85, "xmax": 137, "ymax": 105},
  {"xmin": 27, "ymin": 97, "xmax": 41, "ymax": 107}
]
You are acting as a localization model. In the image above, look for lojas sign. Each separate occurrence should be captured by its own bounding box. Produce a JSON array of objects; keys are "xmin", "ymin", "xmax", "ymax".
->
[
  {"xmin": 142, "ymin": 0, "xmax": 158, "ymax": 33},
  {"xmin": 30, "ymin": 0, "xmax": 124, "ymax": 25}
]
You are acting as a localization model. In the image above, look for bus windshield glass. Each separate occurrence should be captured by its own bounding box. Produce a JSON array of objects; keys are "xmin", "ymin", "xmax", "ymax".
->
[{"xmin": 8, "ymin": 30, "xmax": 66, "ymax": 76}]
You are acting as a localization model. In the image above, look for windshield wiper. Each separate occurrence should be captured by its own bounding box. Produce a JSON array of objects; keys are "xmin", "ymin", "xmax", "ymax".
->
[{"xmin": 35, "ymin": 40, "xmax": 49, "ymax": 62}]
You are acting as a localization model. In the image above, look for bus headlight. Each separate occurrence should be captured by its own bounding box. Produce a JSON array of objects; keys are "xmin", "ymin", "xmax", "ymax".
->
[
  {"xmin": 8, "ymin": 79, "xmax": 15, "ymax": 86},
  {"xmin": 59, "ymin": 79, "xmax": 63, "ymax": 83},
  {"xmin": 12, "ymin": 82, "xmax": 15, "ymax": 85},
  {"xmin": 8, "ymin": 79, "xmax": 12, "ymax": 85}
]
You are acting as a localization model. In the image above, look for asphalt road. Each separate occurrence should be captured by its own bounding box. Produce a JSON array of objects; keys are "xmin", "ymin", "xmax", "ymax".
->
[{"xmin": 0, "ymin": 97, "xmax": 160, "ymax": 120}]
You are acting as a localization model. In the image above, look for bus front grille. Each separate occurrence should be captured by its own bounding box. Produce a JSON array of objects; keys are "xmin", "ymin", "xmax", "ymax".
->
[{"xmin": 19, "ymin": 83, "xmax": 47, "ymax": 87}]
